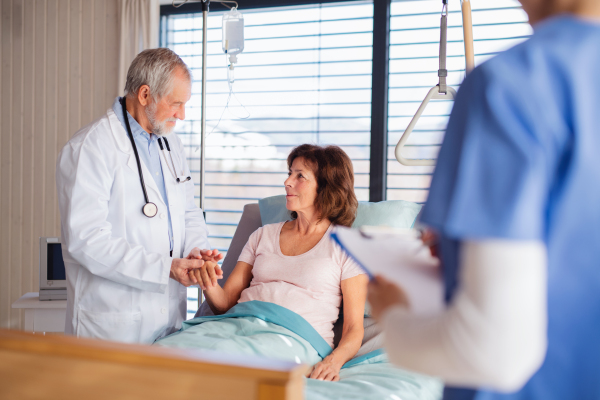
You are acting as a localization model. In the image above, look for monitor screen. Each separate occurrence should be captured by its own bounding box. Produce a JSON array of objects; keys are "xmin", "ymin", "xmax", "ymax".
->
[{"xmin": 47, "ymin": 243, "xmax": 66, "ymax": 281}]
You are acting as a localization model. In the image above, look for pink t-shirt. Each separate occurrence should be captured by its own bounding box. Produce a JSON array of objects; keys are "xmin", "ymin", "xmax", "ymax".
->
[{"xmin": 237, "ymin": 221, "xmax": 364, "ymax": 347}]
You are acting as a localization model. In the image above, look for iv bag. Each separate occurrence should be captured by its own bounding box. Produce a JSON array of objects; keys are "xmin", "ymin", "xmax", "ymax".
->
[{"xmin": 222, "ymin": 8, "xmax": 244, "ymax": 65}]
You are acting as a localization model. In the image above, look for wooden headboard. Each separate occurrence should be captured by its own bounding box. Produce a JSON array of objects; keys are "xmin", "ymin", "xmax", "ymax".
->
[{"xmin": 0, "ymin": 328, "xmax": 308, "ymax": 400}]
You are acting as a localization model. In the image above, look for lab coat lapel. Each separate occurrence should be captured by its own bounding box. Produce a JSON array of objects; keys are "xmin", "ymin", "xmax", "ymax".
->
[{"xmin": 107, "ymin": 108, "xmax": 166, "ymax": 207}]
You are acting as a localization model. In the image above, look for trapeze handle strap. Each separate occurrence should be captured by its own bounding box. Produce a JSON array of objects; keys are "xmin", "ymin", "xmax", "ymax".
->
[
  {"xmin": 438, "ymin": 4, "xmax": 448, "ymax": 94},
  {"xmin": 461, "ymin": 0, "xmax": 475, "ymax": 73}
]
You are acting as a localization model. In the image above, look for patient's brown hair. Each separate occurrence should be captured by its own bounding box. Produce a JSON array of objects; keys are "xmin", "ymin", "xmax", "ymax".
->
[{"xmin": 287, "ymin": 144, "xmax": 358, "ymax": 227}]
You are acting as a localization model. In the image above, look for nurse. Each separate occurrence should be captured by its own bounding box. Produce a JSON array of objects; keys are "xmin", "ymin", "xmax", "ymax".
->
[
  {"xmin": 56, "ymin": 48, "xmax": 222, "ymax": 344},
  {"xmin": 367, "ymin": 0, "xmax": 600, "ymax": 399}
]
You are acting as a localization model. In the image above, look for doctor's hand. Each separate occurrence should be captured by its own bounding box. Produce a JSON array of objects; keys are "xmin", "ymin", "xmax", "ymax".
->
[
  {"xmin": 186, "ymin": 248, "xmax": 224, "ymax": 264},
  {"xmin": 188, "ymin": 260, "xmax": 223, "ymax": 291},
  {"xmin": 367, "ymin": 275, "xmax": 410, "ymax": 321},
  {"xmin": 170, "ymin": 258, "xmax": 205, "ymax": 287}
]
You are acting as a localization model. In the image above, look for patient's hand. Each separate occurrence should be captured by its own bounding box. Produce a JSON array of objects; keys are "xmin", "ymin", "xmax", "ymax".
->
[
  {"xmin": 188, "ymin": 260, "xmax": 223, "ymax": 291},
  {"xmin": 367, "ymin": 275, "xmax": 410, "ymax": 321},
  {"xmin": 308, "ymin": 354, "xmax": 342, "ymax": 382}
]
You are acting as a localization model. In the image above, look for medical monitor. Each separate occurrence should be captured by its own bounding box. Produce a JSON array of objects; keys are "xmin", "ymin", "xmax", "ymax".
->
[{"xmin": 39, "ymin": 237, "xmax": 67, "ymax": 301}]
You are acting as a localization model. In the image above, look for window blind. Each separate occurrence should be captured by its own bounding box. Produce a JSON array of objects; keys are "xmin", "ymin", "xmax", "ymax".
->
[
  {"xmin": 386, "ymin": 0, "xmax": 532, "ymax": 203},
  {"xmin": 162, "ymin": 1, "xmax": 374, "ymax": 318}
]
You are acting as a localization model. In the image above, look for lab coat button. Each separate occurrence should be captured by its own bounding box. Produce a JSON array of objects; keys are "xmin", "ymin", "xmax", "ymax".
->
[
  {"xmin": 160, "ymin": 307, "xmax": 167, "ymax": 314},
  {"xmin": 160, "ymin": 213, "xmax": 166, "ymax": 219}
]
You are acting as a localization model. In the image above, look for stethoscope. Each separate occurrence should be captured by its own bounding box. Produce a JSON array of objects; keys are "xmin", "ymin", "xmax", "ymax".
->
[
  {"xmin": 120, "ymin": 98, "xmax": 190, "ymax": 218},
  {"xmin": 157, "ymin": 137, "xmax": 191, "ymax": 184}
]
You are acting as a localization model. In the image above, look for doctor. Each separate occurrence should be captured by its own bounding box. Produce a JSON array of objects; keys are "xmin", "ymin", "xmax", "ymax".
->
[{"xmin": 56, "ymin": 48, "xmax": 222, "ymax": 344}]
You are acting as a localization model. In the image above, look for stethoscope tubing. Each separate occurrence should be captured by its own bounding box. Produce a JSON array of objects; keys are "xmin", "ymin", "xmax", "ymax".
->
[
  {"xmin": 158, "ymin": 137, "xmax": 191, "ymax": 183},
  {"xmin": 120, "ymin": 97, "xmax": 157, "ymax": 218}
]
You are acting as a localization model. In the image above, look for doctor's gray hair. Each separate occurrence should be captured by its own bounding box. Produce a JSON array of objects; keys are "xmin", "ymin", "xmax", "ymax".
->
[{"xmin": 124, "ymin": 48, "xmax": 192, "ymax": 101}]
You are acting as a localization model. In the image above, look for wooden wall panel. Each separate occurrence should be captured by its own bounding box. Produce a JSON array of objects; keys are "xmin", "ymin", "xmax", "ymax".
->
[
  {"xmin": 21, "ymin": 0, "xmax": 35, "ymax": 304},
  {"xmin": 1, "ymin": 0, "xmax": 13, "ymax": 331},
  {"xmin": 81, "ymin": 1, "xmax": 94, "ymax": 127},
  {"xmin": 10, "ymin": 0, "xmax": 24, "ymax": 330},
  {"xmin": 105, "ymin": 0, "xmax": 119, "ymax": 105},
  {"xmin": 44, "ymin": 0, "xmax": 58, "ymax": 268},
  {"xmin": 0, "ymin": 0, "xmax": 120, "ymax": 329},
  {"xmin": 33, "ymin": 0, "xmax": 47, "ymax": 294}
]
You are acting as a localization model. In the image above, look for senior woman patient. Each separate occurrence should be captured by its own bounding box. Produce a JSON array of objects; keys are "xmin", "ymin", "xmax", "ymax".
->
[{"xmin": 190, "ymin": 144, "xmax": 368, "ymax": 382}]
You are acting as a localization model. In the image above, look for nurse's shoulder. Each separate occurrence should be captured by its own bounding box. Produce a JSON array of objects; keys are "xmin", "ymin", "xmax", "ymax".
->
[{"xmin": 474, "ymin": 15, "xmax": 596, "ymax": 90}]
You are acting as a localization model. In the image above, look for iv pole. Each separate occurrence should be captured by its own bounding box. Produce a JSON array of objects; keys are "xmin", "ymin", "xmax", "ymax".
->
[
  {"xmin": 172, "ymin": 0, "xmax": 239, "ymax": 211},
  {"xmin": 171, "ymin": 0, "xmax": 239, "ymax": 307},
  {"xmin": 200, "ymin": 0, "xmax": 209, "ymax": 212},
  {"xmin": 395, "ymin": 0, "xmax": 475, "ymax": 166}
]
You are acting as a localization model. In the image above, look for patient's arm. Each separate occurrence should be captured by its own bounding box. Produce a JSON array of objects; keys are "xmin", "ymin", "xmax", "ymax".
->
[
  {"xmin": 201, "ymin": 261, "xmax": 253, "ymax": 315},
  {"xmin": 309, "ymin": 274, "xmax": 369, "ymax": 381}
]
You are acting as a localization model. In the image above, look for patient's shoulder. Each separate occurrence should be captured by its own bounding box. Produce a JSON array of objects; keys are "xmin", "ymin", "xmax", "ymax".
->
[{"xmin": 247, "ymin": 221, "xmax": 283, "ymax": 245}]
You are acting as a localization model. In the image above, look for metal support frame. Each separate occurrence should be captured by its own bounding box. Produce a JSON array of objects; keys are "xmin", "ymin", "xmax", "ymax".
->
[
  {"xmin": 199, "ymin": 0, "xmax": 209, "ymax": 211},
  {"xmin": 394, "ymin": 0, "xmax": 474, "ymax": 166}
]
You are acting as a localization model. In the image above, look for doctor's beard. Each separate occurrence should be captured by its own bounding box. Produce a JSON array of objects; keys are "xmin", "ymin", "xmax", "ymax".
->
[{"xmin": 146, "ymin": 101, "xmax": 177, "ymax": 137}]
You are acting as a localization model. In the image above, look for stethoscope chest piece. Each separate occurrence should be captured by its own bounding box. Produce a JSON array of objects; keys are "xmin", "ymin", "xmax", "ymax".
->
[{"xmin": 142, "ymin": 202, "xmax": 158, "ymax": 218}]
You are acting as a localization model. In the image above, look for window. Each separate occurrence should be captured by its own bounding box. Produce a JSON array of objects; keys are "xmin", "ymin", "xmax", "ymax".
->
[
  {"xmin": 386, "ymin": 0, "xmax": 532, "ymax": 203},
  {"xmin": 161, "ymin": 1, "xmax": 374, "ymax": 318},
  {"xmin": 160, "ymin": 0, "xmax": 532, "ymax": 318}
]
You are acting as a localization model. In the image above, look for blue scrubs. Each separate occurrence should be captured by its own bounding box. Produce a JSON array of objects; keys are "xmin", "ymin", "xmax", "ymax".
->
[{"xmin": 420, "ymin": 15, "xmax": 600, "ymax": 400}]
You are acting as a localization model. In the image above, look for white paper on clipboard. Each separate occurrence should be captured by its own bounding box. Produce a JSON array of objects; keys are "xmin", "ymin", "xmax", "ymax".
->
[{"xmin": 330, "ymin": 226, "xmax": 445, "ymax": 316}]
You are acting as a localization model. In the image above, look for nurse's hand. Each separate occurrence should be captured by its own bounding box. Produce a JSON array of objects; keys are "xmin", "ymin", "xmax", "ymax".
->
[
  {"xmin": 367, "ymin": 275, "xmax": 410, "ymax": 321},
  {"xmin": 170, "ymin": 258, "xmax": 205, "ymax": 287},
  {"xmin": 187, "ymin": 248, "xmax": 224, "ymax": 264},
  {"xmin": 188, "ymin": 260, "xmax": 223, "ymax": 290}
]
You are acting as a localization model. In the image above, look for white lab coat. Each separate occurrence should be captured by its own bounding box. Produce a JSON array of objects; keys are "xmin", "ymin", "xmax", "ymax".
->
[{"xmin": 56, "ymin": 105, "xmax": 210, "ymax": 344}]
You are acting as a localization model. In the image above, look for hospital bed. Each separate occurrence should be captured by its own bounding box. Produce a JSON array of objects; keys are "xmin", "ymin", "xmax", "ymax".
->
[
  {"xmin": 176, "ymin": 198, "xmax": 441, "ymax": 400},
  {"xmin": 0, "ymin": 199, "xmax": 441, "ymax": 400}
]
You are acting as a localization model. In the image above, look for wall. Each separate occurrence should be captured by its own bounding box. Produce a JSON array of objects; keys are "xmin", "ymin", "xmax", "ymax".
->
[{"xmin": 0, "ymin": 0, "xmax": 120, "ymax": 329}]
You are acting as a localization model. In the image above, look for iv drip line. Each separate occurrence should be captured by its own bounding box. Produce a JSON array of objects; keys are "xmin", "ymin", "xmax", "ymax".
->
[{"xmin": 195, "ymin": 55, "xmax": 250, "ymax": 152}]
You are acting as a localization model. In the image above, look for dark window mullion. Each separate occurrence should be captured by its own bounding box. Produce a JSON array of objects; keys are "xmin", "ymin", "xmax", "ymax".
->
[{"xmin": 369, "ymin": 0, "xmax": 391, "ymax": 202}]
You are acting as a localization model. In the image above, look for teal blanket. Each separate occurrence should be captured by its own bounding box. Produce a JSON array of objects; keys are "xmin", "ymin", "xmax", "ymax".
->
[{"xmin": 155, "ymin": 301, "xmax": 442, "ymax": 400}]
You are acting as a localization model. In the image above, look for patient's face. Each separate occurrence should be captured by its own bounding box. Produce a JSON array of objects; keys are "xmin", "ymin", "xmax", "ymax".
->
[{"xmin": 284, "ymin": 157, "xmax": 318, "ymax": 214}]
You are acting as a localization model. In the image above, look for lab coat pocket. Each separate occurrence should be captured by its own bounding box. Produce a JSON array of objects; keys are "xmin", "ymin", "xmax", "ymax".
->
[{"xmin": 76, "ymin": 308, "xmax": 142, "ymax": 343}]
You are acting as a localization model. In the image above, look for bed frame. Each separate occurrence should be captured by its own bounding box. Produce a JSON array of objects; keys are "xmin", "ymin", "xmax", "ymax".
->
[{"xmin": 0, "ymin": 328, "xmax": 308, "ymax": 400}]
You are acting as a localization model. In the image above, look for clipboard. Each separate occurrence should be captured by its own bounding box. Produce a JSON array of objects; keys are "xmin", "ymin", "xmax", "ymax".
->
[{"xmin": 330, "ymin": 226, "xmax": 445, "ymax": 315}]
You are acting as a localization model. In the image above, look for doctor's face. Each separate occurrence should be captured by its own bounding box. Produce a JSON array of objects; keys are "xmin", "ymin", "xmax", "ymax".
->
[
  {"xmin": 146, "ymin": 66, "xmax": 192, "ymax": 136},
  {"xmin": 284, "ymin": 157, "xmax": 319, "ymax": 214}
]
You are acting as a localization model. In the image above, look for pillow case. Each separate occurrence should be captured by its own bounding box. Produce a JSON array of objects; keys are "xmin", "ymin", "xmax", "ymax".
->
[
  {"xmin": 258, "ymin": 195, "xmax": 292, "ymax": 225},
  {"xmin": 258, "ymin": 195, "xmax": 422, "ymax": 229}
]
